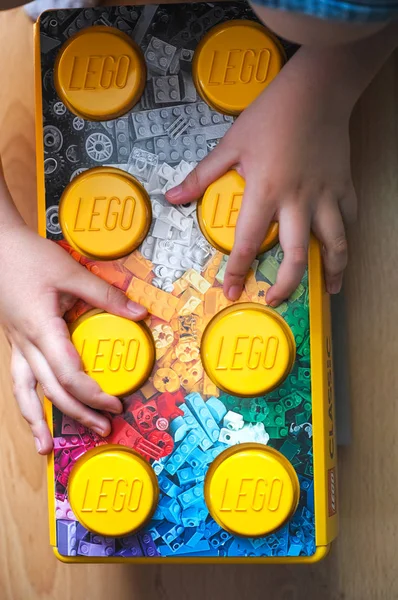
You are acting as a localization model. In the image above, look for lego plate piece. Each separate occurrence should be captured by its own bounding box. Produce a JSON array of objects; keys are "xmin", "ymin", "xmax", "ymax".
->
[
  {"xmin": 59, "ymin": 167, "xmax": 152, "ymax": 260},
  {"xmin": 54, "ymin": 26, "xmax": 146, "ymax": 120},
  {"xmin": 192, "ymin": 20, "xmax": 284, "ymax": 116},
  {"xmin": 70, "ymin": 310, "xmax": 155, "ymax": 397},
  {"xmin": 68, "ymin": 446, "xmax": 159, "ymax": 537},
  {"xmin": 197, "ymin": 170, "xmax": 278, "ymax": 254},
  {"xmin": 204, "ymin": 443, "xmax": 300, "ymax": 537},
  {"xmin": 200, "ymin": 303, "xmax": 295, "ymax": 397}
]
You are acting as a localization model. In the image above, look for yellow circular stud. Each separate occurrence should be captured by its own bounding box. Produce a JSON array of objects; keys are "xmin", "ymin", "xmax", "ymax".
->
[
  {"xmin": 197, "ymin": 170, "xmax": 278, "ymax": 254},
  {"xmin": 55, "ymin": 26, "xmax": 146, "ymax": 120},
  {"xmin": 201, "ymin": 303, "xmax": 295, "ymax": 397},
  {"xmin": 59, "ymin": 167, "xmax": 152, "ymax": 260},
  {"xmin": 193, "ymin": 20, "xmax": 284, "ymax": 116},
  {"xmin": 204, "ymin": 443, "xmax": 300, "ymax": 537},
  {"xmin": 70, "ymin": 310, "xmax": 155, "ymax": 397},
  {"xmin": 68, "ymin": 445, "xmax": 159, "ymax": 537}
]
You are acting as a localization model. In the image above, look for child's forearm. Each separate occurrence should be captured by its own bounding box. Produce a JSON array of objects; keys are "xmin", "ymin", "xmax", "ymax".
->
[
  {"xmin": 0, "ymin": 167, "xmax": 26, "ymax": 237},
  {"xmin": 277, "ymin": 21, "xmax": 398, "ymax": 114}
]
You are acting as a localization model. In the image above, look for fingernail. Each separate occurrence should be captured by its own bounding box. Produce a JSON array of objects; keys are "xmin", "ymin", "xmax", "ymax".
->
[
  {"xmin": 227, "ymin": 285, "xmax": 242, "ymax": 301},
  {"xmin": 108, "ymin": 404, "xmax": 123, "ymax": 414},
  {"xmin": 127, "ymin": 300, "xmax": 147, "ymax": 317},
  {"xmin": 34, "ymin": 437, "xmax": 41, "ymax": 453},
  {"xmin": 93, "ymin": 426, "xmax": 106, "ymax": 437},
  {"xmin": 328, "ymin": 281, "xmax": 341, "ymax": 294},
  {"xmin": 166, "ymin": 185, "xmax": 183, "ymax": 201}
]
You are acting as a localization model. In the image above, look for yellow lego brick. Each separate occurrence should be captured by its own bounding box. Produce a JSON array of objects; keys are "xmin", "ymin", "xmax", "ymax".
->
[
  {"xmin": 189, "ymin": 381, "xmax": 203, "ymax": 394},
  {"xmin": 182, "ymin": 268, "xmax": 211, "ymax": 294},
  {"xmin": 172, "ymin": 359, "xmax": 203, "ymax": 392},
  {"xmin": 152, "ymin": 323, "xmax": 175, "ymax": 349},
  {"xmin": 204, "ymin": 287, "xmax": 232, "ymax": 315},
  {"xmin": 152, "ymin": 367, "xmax": 180, "ymax": 393},
  {"xmin": 203, "ymin": 372, "xmax": 219, "ymax": 397},
  {"xmin": 157, "ymin": 345, "xmax": 177, "ymax": 369},
  {"xmin": 156, "ymin": 346, "xmax": 168, "ymax": 360},
  {"xmin": 123, "ymin": 250, "xmax": 153, "ymax": 280},
  {"xmin": 203, "ymin": 252, "xmax": 223, "ymax": 284},
  {"xmin": 126, "ymin": 277, "xmax": 179, "ymax": 322},
  {"xmin": 140, "ymin": 380, "xmax": 158, "ymax": 399},
  {"xmin": 177, "ymin": 287, "xmax": 203, "ymax": 316},
  {"xmin": 175, "ymin": 337, "xmax": 200, "ymax": 363},
  {"xmin": 171, "ymin": 276, "xmax": 189, "ymax": 297}
]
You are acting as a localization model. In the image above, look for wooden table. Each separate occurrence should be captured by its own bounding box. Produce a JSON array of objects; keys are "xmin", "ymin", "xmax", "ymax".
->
[{"xmin": 0, "ymin": 8, "xmax": 397, "ymax": 599}]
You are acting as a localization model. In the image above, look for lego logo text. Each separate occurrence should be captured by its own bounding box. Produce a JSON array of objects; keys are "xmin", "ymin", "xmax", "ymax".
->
[
  {"xmin": 73, "ymin": 196, "xmax": 137, "ymax": 232},
  {"xmin": 219, "ymin": 477, "xmax": 283, "ymax": 512},
  {"xmin": 210, "ymin": 192, "xmax": 242, "ymax": 229},
  {"xmin": 80, "ymin": 477, "xmax": 144, "ymax": 513},
  {"xmin": 215, "ymin": 335, "xmax": 279, "ymax": 370},
  {"xmin": 207, "ymin": 49, "xmax": 271, "ymax": 85},
  {"xmin": 67, "ymin": 55, "xmax": 131, "ymax": 90},
  {"xmin": 79, "ymin": 338, "xmax": 141, "ymax": 373}
]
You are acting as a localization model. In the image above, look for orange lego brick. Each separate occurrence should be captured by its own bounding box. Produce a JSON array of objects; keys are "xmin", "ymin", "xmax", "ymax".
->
[
  {"xmin": 126, "ymin": 277, "xmax": 179, "ymax": 322},
  {"xmin": 245, "ymin": 269, "xmax": 271, "ymax": 304},
  {"xmin": 152, "ymin": 323, "xmax": 175, "ymax": 350},
  {"xmin": 177, "ymin": 287, "xmax": 203, "ymax": 316},
  {"xmin": 172, "ymin": 359, "xmax": 203, "ymax": 392},
  {"xmin": 157, "ymin": 345, "xmax": 177, "ymax": 369},
  {"xmin": 86, "ymin": 261, "xmax": 132, "ymax": 292},
  {"xmin": 64, "ymin": 299, "xmax": 92, "ymax": 324},
  {"xmin": 175, "ymin": 337, "xmax": 200, "ymax": 363},
  {"xmin": 203, "ymin": 252, "xmax": 223, "ymax": 285},
  {"xmin": 123, "ymin": 250, "xmax": 154, "ymax": 280},
  {"xmin": 171, "ymin": 277, "xmax": 189, "ymax": 297},
  {"xmin": 204, "ymin": 288, "xmax": 232, "ymax": 315},
  {"xmin": 203, "ymin": 372, "xmax": 219, "ymax": 398},
  {"xmin": 140, "ymin": 380, "xmax": 158, "ymax": 400}
]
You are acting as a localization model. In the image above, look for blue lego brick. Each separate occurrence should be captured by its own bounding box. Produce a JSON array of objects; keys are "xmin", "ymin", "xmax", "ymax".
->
[
  {"xmin": 181, "ymin": 506, "xmax": 208, "ymax": 527},
  {"xmin": 185, "ymin": 393, "xmax": 220, "ymax": 444},
  {"xmin": 177, "ymin": 482, "xmax": 204, "ymax": 509},
  {"xmin": 119, "ymin": 534, "xmax": 143, "ymax": 551},
  {"xmin": 57, "ymin": 520, "xmax": 78, "ymax": 557},
  {"xmin": 158, "ymin": 539, "xmax": 211, "ymax": 556},
  {"xmin": 287, "ymin": 539, "xmax": 304, "ymax": 556},
  {"xmin": 115, "ymin": 546, "xmax": 144, "ymax": 557},
  {"xmin": 205, "ymin": 397, "xmax": 227, "ymax": 423},
  {"xmin": 164, "ymin": 429, "xmax": 201, "ymax": 475},
  {"xmin": 78, "ymin": 537, "xmax": 115, "ymax": 557},
  {"xmin": 158, "ymin": 474, "xmax": 183, "ymax": 499},
  {"xmin": 151, "ymin": 505, "xmax": 164, "ymax": 521},
  {"xmin": 203, "ymin": 519, "xmax": 221, "ymax": 539},
  {"xmin": 157, "ymin": 522, "xmax": 184, "ymax": 546},
  {"xmin": 298, "ymin": 475, "xmax": 314, "ymax": 512},
  {"xmin": 184, "ymin": 527, "xmax": 205, "ymax": 547},
  {"xmin": 209, "ymin": 530, "xmax": 232, "ymax": 549},
  {"xmin": 176, "ymin": 465, "xmax": 205, "ymax": 486},
  {"xmin": 226, "ymin": 538, "xmax": 257, "ymax": 557},
  {"xmin": 169, "ymin": 416, "xmax": 188, "ymax": 442},
  {"xmin": 147, "ymin": 525, "xmax": 161, "ymax": 541},
  {"xmin": 138, "ymin": 532, "xmax": 160, "ymax": 557},
  {"xmin": 180, "ymin": 404, "xmax": 212, "ymax": 451},
  {"xmin": 185, "ymin": 447, "xmax": 208, "ymax": 469},
  {"xmin": 158, "ymin": 496, "xmax": 182, "ymax": 524},
  {"xmin": 152, "ymin": 459, "xmax": 165, "ymax": 475}
]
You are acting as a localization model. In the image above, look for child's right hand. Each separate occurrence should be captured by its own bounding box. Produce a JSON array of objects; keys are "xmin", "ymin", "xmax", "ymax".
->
[{"xmin": 0, "ymin": 224, "xmax": 147, "ymax": 455}]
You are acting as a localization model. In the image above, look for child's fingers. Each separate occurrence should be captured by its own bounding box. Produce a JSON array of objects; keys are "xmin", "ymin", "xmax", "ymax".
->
[
  {"xmin": 10, "ymin": 344, "xmax": 53, "ymax": 455},
  {"xmin": 312, "ymin": 198, "xmax": 348, "ymax": 294},
  {"xmin": 19, "ymin": 340, "xmax": 113, "ymax": 438},
  {"xmin": 66, "ymin": 267, "xmax": 147, "ymax": 320},
  {"xmin": 165, "ymin": 140, "xmax": 238, "ymax": 204},
  {"xmin": 223, "ymin": 179, "xmax": 275, "ymax": 301},
  {"xmin": 27, "ymin": 315, "xmax": 122, "ymax": 415},
  {"xmin": 266, "ymin": 203, "xmax": 310, "ymax": 306}
]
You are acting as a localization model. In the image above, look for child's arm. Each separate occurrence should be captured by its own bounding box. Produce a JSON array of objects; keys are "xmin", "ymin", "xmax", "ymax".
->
[
  {"xmin": 167, "ymin": 21, "xmax": 398, "ymax": 305},
  {"xmin": 0, "ymin": 168, "xmax": 147, "ymax": 454}
]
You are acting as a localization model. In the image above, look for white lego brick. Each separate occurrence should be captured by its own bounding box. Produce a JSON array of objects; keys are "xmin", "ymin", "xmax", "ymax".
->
[{"xmin": 223, "ymin": 411, "xmax": 244, "ymax": 431}]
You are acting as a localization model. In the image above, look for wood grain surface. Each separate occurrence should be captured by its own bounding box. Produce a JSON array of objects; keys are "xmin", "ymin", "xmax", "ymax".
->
[{"xmin": 0, "ymin": 7, "xmax": 397, "ymax": 600}]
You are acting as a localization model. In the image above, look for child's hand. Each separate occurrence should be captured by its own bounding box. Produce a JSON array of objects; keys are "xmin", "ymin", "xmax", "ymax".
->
[
  {"xmin": 166, "ymin": 50, "xmax": 357, "ymax": 305},
  {"xmin": 0, "ymin": 225, "xmax": 147, "ymax": 455}
]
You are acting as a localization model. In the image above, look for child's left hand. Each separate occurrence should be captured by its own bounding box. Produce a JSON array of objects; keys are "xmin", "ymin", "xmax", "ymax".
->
[{"xmin": 166, "ymin": 47, "xmax": 357, "ymax": 305}]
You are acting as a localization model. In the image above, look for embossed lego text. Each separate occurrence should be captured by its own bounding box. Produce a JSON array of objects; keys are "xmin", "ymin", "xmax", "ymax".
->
[
  {"xmin": 210, "ymin": 192, "xmax": 242, "ymax": 229},
  {"xmin": 207, "ymin": 49, "xmax": 271, "ymax": 85},
  {"xmin": 67, "ymin": 55, "xmax": 131, "ymax": 90},
  {"xmin": 73, "ymin": 196, "xmax": 137, "ymax": 232},
  {"xmin": 80, "ymin": 477, "xmax": 144, "ymax": 513},
  {"xmin": 215, "ymin": 335, "xmax": 279, "ymax": 370},
  {"xmin": 219, "ymin": 477, "xmax": 283, "ymax": 512},
  {"xmin": 80, "ymin": 338, "xmax": 140, "ymax": 373}
]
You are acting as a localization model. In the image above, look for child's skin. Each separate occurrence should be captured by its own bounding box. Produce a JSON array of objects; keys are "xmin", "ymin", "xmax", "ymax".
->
[{"xmin": 0, "ymin": 1, "xmax": 396, "ymax": 454}]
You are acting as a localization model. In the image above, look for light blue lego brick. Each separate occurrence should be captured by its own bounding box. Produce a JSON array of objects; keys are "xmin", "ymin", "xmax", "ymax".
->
[
  {"xmin": 176, "ymin": 465, "xmax": 205, "ymax": 486},
  {"xmin": 209, "ymin": 530, "xmax": 232, "ymax": 549},
  {"xmin": 157, "ymin": 522, "xmax": 185, "ymax": 549},
  {"xmin": 177, "ymin": 482, "xmax": 204, "ymax": 509},
  {"xmin": 288, "ymin": 541, "xmax": 304, "ymax": 556},
  {"xmin": 181, "ymin": 506, "xmax": 208, "ymax": 527},
  {"xmin": 159, "ymin": 539, "xmax": 211, "ymax": 556},
  {"xmin": 147, "ymin": 526, "xmax": 161, "ymax": 541},
  {"xmin": 184, "ymin": 527, "xmax": 205, "ymax": 547},
  {"xmin": 185, "ymin": 447, "xmax": 208, "ymax": 469},
  {"xmin": 180, "ymin": 404, "xmax": 212, "ymax": 451},
  {"xmin": 158, "ymin": 474, "xmax": 183, "ymax": 499},
  {"xmin": 205, "ymin": 397, "xmax": 228, "ymax": 423},
  {"xmin": 207, "ymin": 443, "xmax": 227, "ymax": 461},
  {"xmin": 151, "ymin": 505, "xmax": 164, "ymax": 521},
  {"xmin": 158, "ymin": 496, "xmax": 182, "ymax": 525},
  {"xmin": 152, "ymin": 460, "xmax": 165, "ymax": 475},
  {"xmin": 169, "ymin": 416, "xmax": 188, "ymax": 442},
  {"xmin": 164, "ymin": 429, "xmax": 201, "ymax": 475},
  {"xmin": 185, "ymin": 393, "xmax": 220, "ymax": 444}
]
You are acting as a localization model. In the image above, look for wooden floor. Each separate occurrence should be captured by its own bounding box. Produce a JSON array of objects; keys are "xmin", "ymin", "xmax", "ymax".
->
[{"xmin": 0, "ymin": 7, "xmax": 397, "ymax": 600}]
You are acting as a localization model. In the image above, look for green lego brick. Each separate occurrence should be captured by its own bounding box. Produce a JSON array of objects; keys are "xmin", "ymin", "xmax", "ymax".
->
[
  {"xmin": 289, "ymin": 283, "xmax": 305, "ymax": 303},
  {"xmin": 279, "ymin": 439, "xmax": 301, "ymax": 461},
  {"xmin": 258, "ymin": 255, "xmax": 279, "ymax": 284},
  {"xmin": 215, "ymin": 256, "xmax": 228, "ymax": 285},
  {"xmin": 266, "ymin": 426, "xmax": 289, "ymax": 439},
  {"xmin": 273, "ymin": 302, "xmax": 288, "ymax": 316}
]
